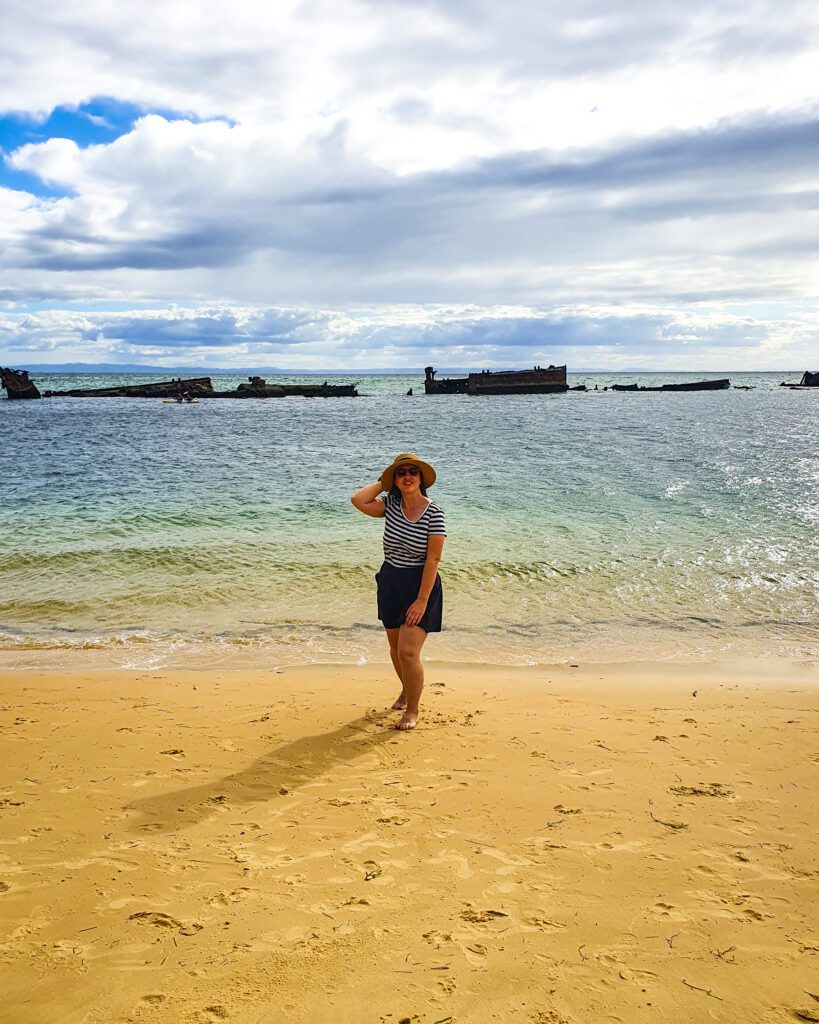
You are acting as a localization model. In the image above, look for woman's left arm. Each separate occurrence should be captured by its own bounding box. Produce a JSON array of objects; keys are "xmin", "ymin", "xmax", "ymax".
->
[{"xmin": 405, "ymin": 534, "xmax": 445, "ymax": 628}]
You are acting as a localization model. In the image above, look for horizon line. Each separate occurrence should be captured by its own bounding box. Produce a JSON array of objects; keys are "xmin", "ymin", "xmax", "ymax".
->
[{"xmin": 3, "ymin": 364, "xmax": 809, "ymax": 375}]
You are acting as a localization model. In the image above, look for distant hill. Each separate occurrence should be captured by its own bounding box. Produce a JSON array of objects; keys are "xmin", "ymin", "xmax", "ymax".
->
[
  {"xmin": 15, "ymin": 364, "xmax": 796, "ymax": 375},
  {"xmin": 21, "ymin": 363, "xmax": 427, "ymax": 375}
]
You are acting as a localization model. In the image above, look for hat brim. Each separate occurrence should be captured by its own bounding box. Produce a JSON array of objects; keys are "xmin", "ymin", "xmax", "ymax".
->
[{"xmin": 380, "ymin": 454, "xmax": 436, "ymax": 491}]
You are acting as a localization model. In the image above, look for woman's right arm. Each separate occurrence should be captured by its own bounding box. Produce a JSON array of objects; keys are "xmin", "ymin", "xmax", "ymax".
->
[{"xmin": 351, "ymin": 481, "xmax": 387, "ymax": 518}]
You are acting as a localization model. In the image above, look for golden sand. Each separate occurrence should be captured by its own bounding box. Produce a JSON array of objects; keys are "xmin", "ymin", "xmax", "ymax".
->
[{"xmin": 1, "ymin": 660, "xmax": 817, "ymax": 1024}]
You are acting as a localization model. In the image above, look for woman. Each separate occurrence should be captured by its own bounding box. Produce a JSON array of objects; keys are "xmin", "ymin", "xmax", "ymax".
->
[{"xmin": 351, "ymin": 453, "xmax": 446, "ymax": 731}]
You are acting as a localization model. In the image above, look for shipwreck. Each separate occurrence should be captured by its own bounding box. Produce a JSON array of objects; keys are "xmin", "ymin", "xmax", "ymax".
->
[
  {"xmin": 0, "ymin": 369, "xmax": 358, "ymax": 400},
  {"xmin": 780, "ymin": 370, "xmax": 819, "ymax": 389},
  {"xmin": 610, "ymin": 379, "xmax": 731, "ymax": 392},
  {"xmin": 424, "ymin": 364, "xmax": 568, "ymax": 395}
]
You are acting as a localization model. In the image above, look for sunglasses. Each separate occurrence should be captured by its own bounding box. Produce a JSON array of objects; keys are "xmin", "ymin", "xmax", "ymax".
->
[{"xmin": 395, "ymin": 466, "xmax": 420, "ymax": 478}]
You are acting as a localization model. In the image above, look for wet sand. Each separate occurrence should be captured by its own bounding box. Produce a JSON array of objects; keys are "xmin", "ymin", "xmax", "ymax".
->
[{"xmin": 1, "ymin": 660, "xmax": 817, "ymax": 1024}]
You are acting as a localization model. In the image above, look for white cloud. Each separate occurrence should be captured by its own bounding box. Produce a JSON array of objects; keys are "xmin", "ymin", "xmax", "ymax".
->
[{"xmin": 1, "ymin": 303, "xmax": 817, "ymax": 370}]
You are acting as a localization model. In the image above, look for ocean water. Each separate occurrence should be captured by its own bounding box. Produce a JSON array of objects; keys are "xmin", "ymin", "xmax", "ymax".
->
[{"xmin": 1, "ymin": 371, "xmax": 816, "ymax": 669}]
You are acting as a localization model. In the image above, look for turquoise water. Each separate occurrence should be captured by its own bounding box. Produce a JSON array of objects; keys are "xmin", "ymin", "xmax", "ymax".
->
[{"xmin": 1, "ymin": 371, "xmax": 816, "ymax": 668}]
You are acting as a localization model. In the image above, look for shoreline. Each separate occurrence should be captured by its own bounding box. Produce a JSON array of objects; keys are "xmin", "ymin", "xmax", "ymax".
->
[
  {"xmin": 1, "ymin": 639, "xmax": 817, "ymax": 674},
  {"xmin": 2, "ymin": 657, "xmax": 818, "ymax": 692},
  {"xmin": 2, "ymin": 659, "xmax": 817, "ymax": 1023}
]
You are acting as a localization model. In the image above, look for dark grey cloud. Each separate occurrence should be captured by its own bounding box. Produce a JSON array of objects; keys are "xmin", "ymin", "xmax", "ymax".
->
[
  {"xmin": 21, "ymin": 222, "xmax": 258, "ymax": 272},
  {"xmin": 76, "ymin": 308, "xmax": 329, "ymax": 348},
  {"xmin": 421, "ymin": 114, "xmax": 819, "ymax": 194},
  {"xmin": 234, "ymin": 113, "xmax": 819, "ymax": 225}
]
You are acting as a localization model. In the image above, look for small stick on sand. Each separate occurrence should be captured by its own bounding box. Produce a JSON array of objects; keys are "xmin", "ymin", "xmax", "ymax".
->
[{"xmin": 683, "ymin": 978, "xmax": 722, "ymax": 1000}]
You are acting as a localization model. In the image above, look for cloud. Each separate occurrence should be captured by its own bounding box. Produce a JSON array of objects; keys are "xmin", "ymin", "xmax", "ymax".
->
[
  {"xmin": 1, "ymin": 0, "xmax": 818, "ymax": 367},
  {"xmin": 0, "ymin": 98, "xmax": 231, "ymax": 196},
  {"xmin": 3, "ymin": 110, "xmax": 817, "ymax": 312},
  {"xmin": 1, "ymin": 303, "xmax": 816, "ymax": 371}
]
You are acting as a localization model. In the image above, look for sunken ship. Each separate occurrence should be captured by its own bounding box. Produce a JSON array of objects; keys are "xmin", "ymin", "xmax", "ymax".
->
[
  {"xmin": 780, "ymin": 370, "xmax": 819, "ymax": 389},
  {"xmin": 424, "ymin": 364, "xmax": 568, "ymax": 395},
  {"xmin": 610, "ymin": 378, "xmax": 730, "ymax": 392},
  {"xmin": 0, "ymin": 369, "xmax": 358, "ymax": 400},
  {"xmin": 422, "ymin": 365, "xmax": 737, "ymax": 394}
]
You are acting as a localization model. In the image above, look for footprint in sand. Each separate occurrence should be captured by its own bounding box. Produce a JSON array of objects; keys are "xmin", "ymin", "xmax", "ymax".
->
[
  {"xmin": 460, "ymin": 907, "xmax": 509, "ymax": 924},
  {"xmin": 523, "ymin": 913, "xmax": 566, "ymax": 931},
  {"xmin": 743, "ymin": 906, "xmax": 774, "ymax": 921},
  {"xmin": 669, "ymin": 782, "xmax": 734, "ymax": 798},
  {"xmin": 209, "ymin": 888, "xmax": 251, "ymax": 907},
  {"xmin": 426, "ymin": 851, "xmax": 473, "ymax": 879},
  {"xmin": 792, "ymin": 993, "xmax": 819, "ymax": 1023},
  {"xmin": 128, "ymin": 911, "xmax": 203, "ymax": 935}
]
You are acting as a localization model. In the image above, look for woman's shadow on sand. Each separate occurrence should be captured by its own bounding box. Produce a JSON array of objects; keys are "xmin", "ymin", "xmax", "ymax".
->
[{"xmin": 127, "ymin": 711, "xmax": 400, "ymax": 834}]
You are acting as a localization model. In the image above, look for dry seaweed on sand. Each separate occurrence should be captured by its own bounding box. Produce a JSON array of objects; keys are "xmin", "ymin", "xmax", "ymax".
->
[{"xmin": 648, "ymin": 800, "xmax": 688, "ymax": 830}]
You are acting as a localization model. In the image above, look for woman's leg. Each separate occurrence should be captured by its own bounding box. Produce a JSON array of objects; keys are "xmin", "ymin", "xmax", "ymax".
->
[
  {"xmin": 384, "ymin": 627, "xmax": 406, "ymax": 709},
  {"xmin": 395, "ymin": 625, "xmax": 428, "ymax": 730}
]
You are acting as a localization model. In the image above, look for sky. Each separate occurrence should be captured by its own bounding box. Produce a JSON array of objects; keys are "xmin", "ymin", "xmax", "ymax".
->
[{"xmin": 1, "ymin": 0, "xmax": 818, "ymax": 371}]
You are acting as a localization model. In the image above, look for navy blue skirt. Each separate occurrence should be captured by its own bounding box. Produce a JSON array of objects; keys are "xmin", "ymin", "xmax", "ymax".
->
[{"xmin": 376, "ymin": 561, "xmax": 443, "ymax": 632}]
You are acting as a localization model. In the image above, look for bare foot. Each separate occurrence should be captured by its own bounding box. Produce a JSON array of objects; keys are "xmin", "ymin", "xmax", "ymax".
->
[
  {"xmin": 395, "ymin": 713, "xmax": 417, "ymax": 731},
  {"xmin": 391, "ymin": 693, "xmax": 407, "ymax": 711}
]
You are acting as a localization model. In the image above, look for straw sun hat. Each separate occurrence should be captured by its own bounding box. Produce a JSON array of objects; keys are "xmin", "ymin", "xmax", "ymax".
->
[{"xmin": 380, "ymin": 452, "xmax": 437, "ymax": 491}]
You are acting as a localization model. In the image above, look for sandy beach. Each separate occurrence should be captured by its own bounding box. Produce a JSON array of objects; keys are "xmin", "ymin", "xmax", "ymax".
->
[{"xmin": 1, "ymin": 660, "xmax": 817, "ymax": 1024}]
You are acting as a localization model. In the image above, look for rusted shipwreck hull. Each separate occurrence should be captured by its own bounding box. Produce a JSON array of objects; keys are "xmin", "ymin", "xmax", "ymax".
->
[
  {"xmin": 423, "ymin": 366, "xmax": 468, "ymax": 394},
  {"xmin": 233, "ymin": 376, "xmax": 358, "ymax": 398},
  {"xmin": 42, "ymin": 376, "xmax": 214, "ymax": 398},
  {"xmin": 611, "ymin": 379, "xmax": 730, "ymax": 392},
  {"xmin": 0, "ymin": 368, "xmax": 358, "ymax": 400},
  {"xmin": 0, "ymin": 368, "xmax": 41, "ymax": 399},
  {"xmin": 780, "ymin": 370, "xmax": 819, "ymax": 389},
  {"xmin": 424, "ymin": 364, "xmax": 568, "ymax": 395}
]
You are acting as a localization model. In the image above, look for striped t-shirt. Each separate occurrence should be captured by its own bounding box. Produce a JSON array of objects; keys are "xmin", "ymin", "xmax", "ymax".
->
[{"xmin": 379, "ymin": 493, "xmax": 446, "ymax": 568}]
